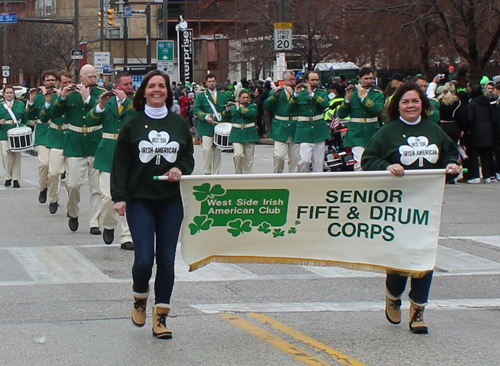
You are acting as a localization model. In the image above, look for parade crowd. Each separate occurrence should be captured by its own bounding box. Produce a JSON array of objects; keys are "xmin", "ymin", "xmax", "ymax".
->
[{"xmin": 0, "ymin": 63, "xmax": 497, "ymax": 338}]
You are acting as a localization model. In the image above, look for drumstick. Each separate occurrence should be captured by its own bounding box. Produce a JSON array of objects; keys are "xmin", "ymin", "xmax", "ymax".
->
[{"xmin": 153, "ymin": 176, "xmax": 178, "ymax": 181}]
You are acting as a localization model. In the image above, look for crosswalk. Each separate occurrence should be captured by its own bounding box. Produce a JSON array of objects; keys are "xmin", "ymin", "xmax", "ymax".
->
[{"xmin": 0, "ymin": 235, "xmax": 499, "ymax": 286}]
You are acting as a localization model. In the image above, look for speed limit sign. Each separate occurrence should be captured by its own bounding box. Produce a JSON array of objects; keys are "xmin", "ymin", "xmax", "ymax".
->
[{"xmin": 274, "ymin": 23, "xmax": 293, "ymax": 51}]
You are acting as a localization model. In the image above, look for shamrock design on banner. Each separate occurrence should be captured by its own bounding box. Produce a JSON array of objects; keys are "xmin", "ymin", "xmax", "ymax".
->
[
  {"xmin": 399, "ymin": 136, "xmax": 439, "ymax": 167},
  {"xmin": 138, "ymin": 130, "xmax": 179, "ymax": 165}
]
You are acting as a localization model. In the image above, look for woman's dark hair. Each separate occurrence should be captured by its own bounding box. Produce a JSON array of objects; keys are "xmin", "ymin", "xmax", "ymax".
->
[
  {"xmin": 133, "ymin": 70, "xmax": 173, "ymax": 111},
  {"xmin": 238, "ymin": 89, "xmax": 250, "ymax": 98},
  {"xmin": 387, "ymin": 82, "xmax": 431, "ymax": 121},
  {"xmin": 3, "ymin": 85, "xmax": 16, "ymax": 100},
  {"xmin": 470, "ymin": 85, "xmax": 483, "ymax": 99}
]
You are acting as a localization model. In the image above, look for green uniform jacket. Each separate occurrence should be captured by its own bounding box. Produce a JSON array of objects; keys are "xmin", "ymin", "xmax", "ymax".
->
[
  {"xmin": 0, "ymin": 100, "xmax": 28, "ymax": 141},
  {"xmin": 223, "ymin": 103, "xmax": 259, "ymax": 143},
  {"xmin": 51, "ymin": 87, "xmax": 105, "ymax": 157},
  {"xmin": 428, "ymin": 98, "xmax": 440, "ymax": 124},
  {"xmin": 264, "ymin": 89, "xmax": 297, "ymax": 142},
  {"xmin": 26, "ymin": 93, "xmax": 49, "ymax": 146},
  {"xmin": 362, "ymin": 118, "xmax": 458, "ymax": 171},
  {"xmin": 40, "ymin": 93, "xmax": 67, "ymax": 150},
  {"xmin": 287, "ymin": 88, "xmax": 330, "ymax": 143},
  {"xmin": 338, "ymin": 88, "xmax": 384, "ymax": 147},
  {"xmin": 193, "ymin": 90, "xmax": 229, "ymax": 136},
  {"xmin": 88, "ymin": 97, "xmax": 136, "ymax": 172}
]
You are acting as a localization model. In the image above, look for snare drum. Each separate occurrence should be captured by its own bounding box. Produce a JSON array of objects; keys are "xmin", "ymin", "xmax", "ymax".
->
[
  {"xmin": 7, "ymin": 126, "xmax": 34, "ymax": 152},
  {"xmin": 214, "ymin": 123, "xmax": 233, "ymax": 150}
]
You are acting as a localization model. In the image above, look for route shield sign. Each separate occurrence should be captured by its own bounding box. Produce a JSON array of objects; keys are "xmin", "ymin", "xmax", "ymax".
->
[{"xmin": 157, "ymin": 41, "xmax": 174, "ymax": 61}]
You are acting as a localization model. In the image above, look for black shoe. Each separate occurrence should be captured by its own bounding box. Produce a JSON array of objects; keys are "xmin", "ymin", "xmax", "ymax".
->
[
  {"xmin": 103, "ymin": 228, "xmax": 114, "ymax": 244},
  {"xmin": 90, "ymin": 227, "xmax": 101, "ymax": 235},
  {"xmin": 49, "ymin": 202, "xmax": 58, "ymax": 214},
  {"xmin": 4, "ymin": 179, "xmax": 11, "ymax": 187},
  {"xmin": 39, "ymin": 188, "xmax": 48, "ymax": 203},
  {"xmin": 61, "ymin": 171, "xmax": 66, "ymax": 180},
  {"xmin": 121, "ymin": 241, "xmax": 134, "ymax": 251},
  {"xmin": 13, "ymin": 180, "xmax": 20, "ymax": 188},
  {"xmin": 69, "ymin": 217, "xmax": 79, "ymax": 232}
]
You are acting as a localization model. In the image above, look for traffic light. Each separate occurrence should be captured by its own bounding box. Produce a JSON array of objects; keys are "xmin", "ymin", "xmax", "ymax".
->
[
  {"xmin": 97, "ymin": 11, "xmax": 103, "ymax": 28},
  {"xmin": 107, "ymin": 9, "xmax": 116, "ymax": 27}
]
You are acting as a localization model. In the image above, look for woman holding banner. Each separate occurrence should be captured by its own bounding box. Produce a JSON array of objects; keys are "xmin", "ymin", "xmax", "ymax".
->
[
  {"xmin": 111, "ymin": 70, "xmax": 194, "ymax": 339},
  {"xmin": 224, "ymin": 90, "xmax": 259, "ymax": 174},
  {"xmin": 362, "ymin": 82, "xmax": 461, "ymax": 334}
]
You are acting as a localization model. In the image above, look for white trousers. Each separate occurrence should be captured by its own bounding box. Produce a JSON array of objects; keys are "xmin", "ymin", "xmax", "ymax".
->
[
  {"xmin": 233, "ymin": 142, "xmax": 255, "ymax": 174},
  {"xmin": 47, "ymin": 148, "xmax": 66, "ymax": 204},
  {"xmin": 37, "ymin": 145, "xmax": 50, "ymax": 191},
  {"xmin": 66, "ymin": 156, "xmax": 100, "ymax": 228},
  {"xmin": 273, "ymin": 137, "xmax": 300, "ymax": 173},
  {"xmin": 1, "ymin": 140, "xmax": 21, "ymax": 180},
  {"xmin": 298, "ymin": 142, "xmax": 325, "ymax": 173},
  {"xmin": 99, "ymin": 172, "xmax": 132, "ymax": 243},
  {"xmin": 202, "ymin": 135, "xmax": 221, "ymax": 175},
  {"xmin": 352, "ymin": 146, "xmax": 365, "ymax": 171}
]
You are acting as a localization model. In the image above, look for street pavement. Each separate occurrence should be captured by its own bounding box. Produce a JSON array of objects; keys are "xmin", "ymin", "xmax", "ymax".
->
[{"xmin": 0, "ymin": 145, "xmax": 500, "ymax": 366}]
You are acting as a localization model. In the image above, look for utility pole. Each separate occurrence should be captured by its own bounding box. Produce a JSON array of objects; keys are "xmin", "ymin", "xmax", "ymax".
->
[
  {"xmin": 162, "ymin": 0, "xmax": 168, "ymax": 39},
  {"xmin": 279, "ymin": 0, "xmax": 285, "ymax": 22},
  {"xmin": 74, "ymin": 0, "xmax": 81, "ymax": 72},
  {"xmin": 99, "ymin": 0, "xmax": 104, "ymax": 51},
  {"xmin": 146, "ymin": 3, "xmax": 151, "ymax": 64}
]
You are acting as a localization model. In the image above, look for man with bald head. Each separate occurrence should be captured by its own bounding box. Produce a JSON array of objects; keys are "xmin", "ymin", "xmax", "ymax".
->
[{"xmin": 51, "ymin": 64, "xmax": 106, "ymax": 233}]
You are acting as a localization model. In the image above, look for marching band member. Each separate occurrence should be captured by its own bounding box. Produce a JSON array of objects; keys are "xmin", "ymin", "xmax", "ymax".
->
[
  {"xmin": 26, "ymin": 71, "xmax": 58, "ymax": 203},
  {"xmin": 337, "ymin": 67, "xmax": 385, "ymax": 171},
  {"xmin": 51, "ymin": 64, "xmax": 105, "ymax": 234},
  {"xmin": 223, "ymin": 90, "xmax": 259, "ymax": 174},
  {"xmin": 87, "ymin": 71, "xmax": 135, "ymax": 250},
  {"xmin": 264, "ymin": 70, "xmax": 299, "ymax": 173},
  {"xmin": 287, "ymin": 71, "xmax": 330, "ymax": 172},
  {"xmin": 0, "ymin": 85, "xmax": 27, "ymax": 187},
  {"xmin": 41, "ymin": 71, "xmax": 72, "ymax": 214},
  {"xmin": 193, "ymin": 73, "xmax": 228, "ymax": 174}
]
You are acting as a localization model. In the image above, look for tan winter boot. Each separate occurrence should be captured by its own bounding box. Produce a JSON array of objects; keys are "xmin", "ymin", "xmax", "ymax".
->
[
  {"xmin": 132, "ymin": 292, "xmax": 148, "ymax": 327},
  {"xmin": 385, "ymin": 288, "xmax": 402, "ymax": 325},
  {"xmin": 152, "ymin": 304, "xmax": 172, "ymax": 339},
  {"xmin": 409, "ymin": 300, "xmax": 428, "ymax": 334}
]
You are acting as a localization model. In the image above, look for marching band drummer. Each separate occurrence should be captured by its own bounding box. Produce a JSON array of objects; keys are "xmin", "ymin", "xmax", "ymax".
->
[
  {"xmin": 0, "ymin": 85, "xmax": 28, "ymax": 188},
  {"xmin": 223, "ymin": 90, "xmax": 259, "ymax": 174},
  {"xmin": 193, "ymin": 73, "xmax": 228, "ymax": 175}
]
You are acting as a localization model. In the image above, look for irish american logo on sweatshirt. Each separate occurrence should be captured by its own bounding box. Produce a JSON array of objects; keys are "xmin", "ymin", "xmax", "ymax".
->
[
  {"xmin": 398, "ymin": 136, "xmax": 438, "ymax": 167},
  {"xmin": 139, "ymin": 130, "xmax": 179, "ymax": 165}
]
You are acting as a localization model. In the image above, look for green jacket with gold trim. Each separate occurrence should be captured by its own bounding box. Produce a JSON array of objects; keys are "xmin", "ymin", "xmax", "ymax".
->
[
  {"xmin": 193, "ymin": 90, "xmax": 229, "ymax": 136},
  {"xmin": 287, "ymin": 88, "xmax": 330, "ymax": 143},
  {"xmin": 88, "ymin": 96, "xmax": 136, "ymax": 172},
  {"xmin": 51, "ymin": 87, "xmax": 105, "ymax": 157},
  {"xmin": 40, "ymin": 93, "xmax": 67, "ymax": 150},
  {"xmin": 223, "ymin": 103, "xmax": 259, "ymax": 143},
  {"xmin": 26, "ymin": 93, "xmax": 49, "ymax": 146},
  {"xmin": 338, "ymin": 87, "xmax": 385, "ymax": 147},
  {"xmin": 264, "ymin": 89, "xmax": 297, "ymax": 142},
  {"xmin": 0, "ymin": 100, "xmax": 28, "ymax": 141}
]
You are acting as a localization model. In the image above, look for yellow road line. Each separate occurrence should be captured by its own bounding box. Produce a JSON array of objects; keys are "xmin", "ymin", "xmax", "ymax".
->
[
  {"xmin": 249, "ymin": 313, "xmax": 368, "ymax": 366},
  {"xmin": 220, "ymin": 313, "xmax": 332, "ymax": 366}
]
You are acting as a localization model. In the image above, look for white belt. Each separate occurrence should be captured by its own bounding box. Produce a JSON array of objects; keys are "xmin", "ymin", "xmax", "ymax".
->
[
  {"xmin": 350, "ymin": 117, "xmax": 378, "ymax": 123},
  {"xmin": 35, "ymin": 119, "xmax": 43, "ymax": 124},
  {"xmin": 275, "ymin": 115, "xmax": 297, "ymax": 121},
  {"xmin": 231, "ymin": 122, "xmax": 255, "ymax": 129},
  {"xmin": 49, "ymin": 121, "xmax": 67, "ymax": 131},
  {"xmin": 3, "ymin": 120, "xmax": 14, "ymax": 125},
  {"xmin": 102, "ymin": 132, "xmax": 120, "ymax": 140},
  {"xmin": 67, "ymin": 124, "xmax": 102, "ymax": 133},
  {"xmin": 298, "ymin": 115, "xmax": 323, "ymax": 122}
]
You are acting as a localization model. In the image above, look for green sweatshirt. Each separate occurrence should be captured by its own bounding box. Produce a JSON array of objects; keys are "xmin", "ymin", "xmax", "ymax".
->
[
  {"xmin": 111, "ymin": 111, "xmax": 194, "ymax": 203},
  {"xmin": 362, "ymin": 118, "xmax": 458, "ymax": 171}
]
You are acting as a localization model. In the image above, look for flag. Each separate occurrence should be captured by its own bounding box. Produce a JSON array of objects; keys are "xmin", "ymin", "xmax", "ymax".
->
[{"xmin": 329, "ymin": 116, "xmax": 340, "ymax": 130}]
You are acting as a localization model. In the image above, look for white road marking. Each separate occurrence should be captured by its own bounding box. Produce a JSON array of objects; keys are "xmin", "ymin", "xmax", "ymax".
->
[{"xmin": 192, "ymin": 298, "xmax": 500, "ymax": 314}]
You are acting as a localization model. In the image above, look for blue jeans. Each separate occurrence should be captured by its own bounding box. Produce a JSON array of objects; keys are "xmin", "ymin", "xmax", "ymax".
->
[
  {"xmin": 386, "ymin": 271, "xmax": 433, "ymax": 305},
  {"xmin": 126, "ymin": 200, "xmax": 183, "ymax": 304}
]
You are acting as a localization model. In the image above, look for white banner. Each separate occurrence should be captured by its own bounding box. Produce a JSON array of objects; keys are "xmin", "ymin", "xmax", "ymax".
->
[{"xmin": 180, "ymin": 171, "xmax": 446, "ymax": 276}]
